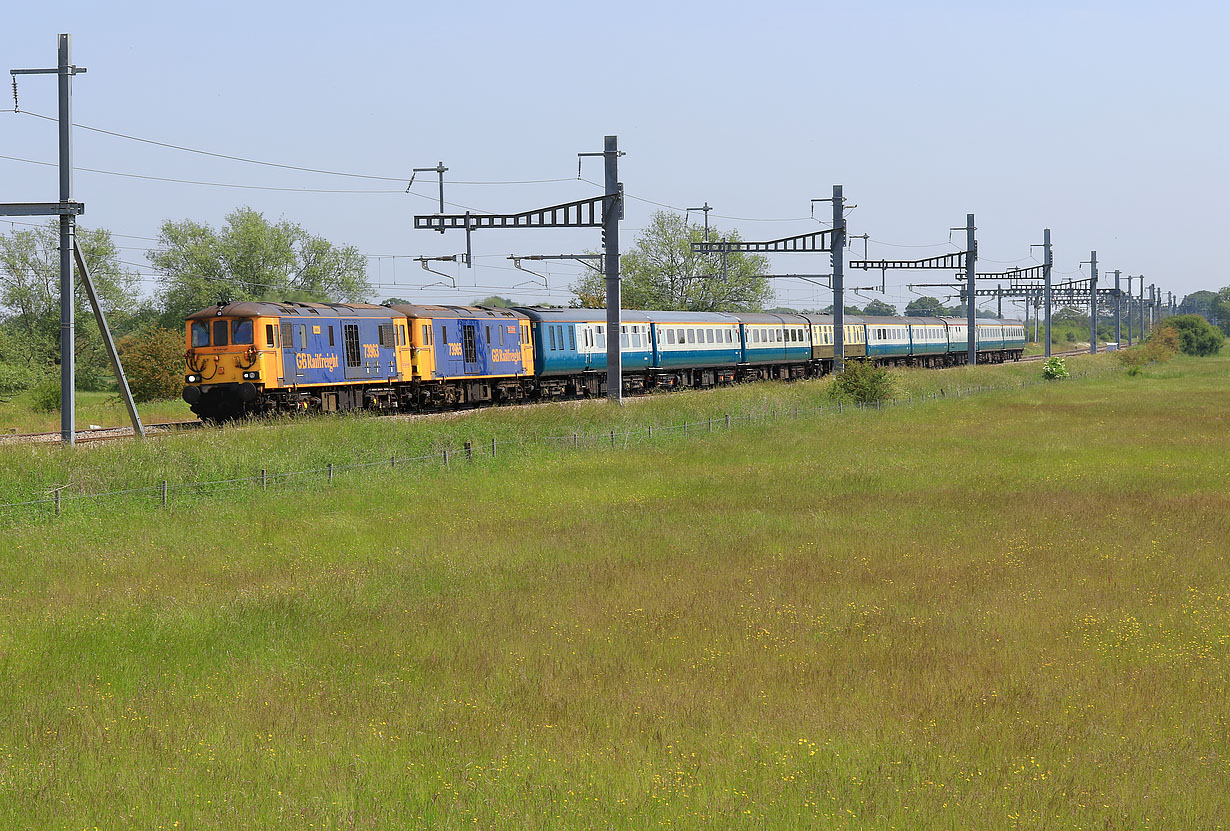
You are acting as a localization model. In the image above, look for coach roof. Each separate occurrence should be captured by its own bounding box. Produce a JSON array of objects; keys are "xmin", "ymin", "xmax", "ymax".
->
[
  {"xmin": 388, "ymin": 303, "xmax": 527, "ymax": 320},
  {"xmin": 513, "ymin": 306, "xmax": 652, "ymax": 324},
  {"xmin": 187, "ymin": 301, "xmax": 394, "ymax": 319}
]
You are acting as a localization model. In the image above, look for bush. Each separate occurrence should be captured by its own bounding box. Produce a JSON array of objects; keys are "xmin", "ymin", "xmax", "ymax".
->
[
  {"xmin": 0, "ymin": 361, "xmax": 45, "ymax": 396},
  {"xmin": 1042, "ymin": 357, "xmax": 1069, "ymax": 381},
  {"xmin": 29, "ymin": 376, "xmax": 61, "ymax": 412},
  {"xmin": 1158, "ymin": 315, "xmax": 1225, "ymax": 357},
  {"xmin": 830, "ymin": 359, "xmax": 897, "ymax": 404},
  {"xmin": 117, "ymin": 326, "xmax": 187, "ymax": 402},
  {"xmin": 1064, "ymin": 331, "xmax": 1076, "ymax": 343},
  {"xmin": 1117, "ymin": 327, "xmax": 1179, "ymax": 374}
]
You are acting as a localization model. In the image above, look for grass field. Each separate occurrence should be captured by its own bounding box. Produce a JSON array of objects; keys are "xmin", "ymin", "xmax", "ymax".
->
[
  {"xmin": 0, "ymin": 390, "xmax": 190, "ymax": 434},
  {"xmin": 1, "ymin": 353, "xmax": 1227, "ymax": 829}
]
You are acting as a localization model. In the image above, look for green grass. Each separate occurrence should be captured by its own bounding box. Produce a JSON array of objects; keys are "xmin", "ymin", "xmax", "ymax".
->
[
  {"xmin": 0, "ymin": 355, "xmax": 1111, "ymax": 513},
  {"xmin": 1, "ymin": 354, "xmax": 1227, "ymax": 828},
  {"xmin": 0, "ymin": 389, "xmax": 191, "ymax": 434}
]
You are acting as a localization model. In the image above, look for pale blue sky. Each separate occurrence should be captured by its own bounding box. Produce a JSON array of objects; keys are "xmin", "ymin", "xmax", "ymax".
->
[{"xmin": 4, "ymin": 0, "xmax": 1226, "ymax": 313}]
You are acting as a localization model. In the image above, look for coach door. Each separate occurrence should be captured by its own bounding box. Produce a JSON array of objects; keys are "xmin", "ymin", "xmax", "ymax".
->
[{"xmin": 461, "ymin": 321, "xmax": 481, "ymax": 375}]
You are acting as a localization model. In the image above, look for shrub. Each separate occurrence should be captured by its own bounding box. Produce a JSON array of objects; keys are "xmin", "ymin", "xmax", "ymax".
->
[
  {"xmin": 1064, "ymin": 331, "xmax": 1076, "ymax": 343},
  {"xmin": 117, "ymin": 326, "xmax": 187, "ymax": 402},
  {"xmin": 0, "ymin": 361, "xmax": 45, "ymax": 396},
  {"xmin": 1117, "ymin": 327, "xmax": 1179, "ymax": 373},
  {"xmin": 1042, "ymin": 357, "xmax": 1069, "ymax": 381},
  {"xmin": 29, "ymin": 376, "xmax": 61, "ymax": 412},
  {"xmin": 1158, "ymin": 315, "xmax": 1225, "ymax": 357},
  {"xmin": 830, "ymin": 359, "xmax": 897, "ymax": 404}
]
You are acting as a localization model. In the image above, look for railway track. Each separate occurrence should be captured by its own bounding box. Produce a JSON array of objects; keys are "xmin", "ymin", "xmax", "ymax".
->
[
  {"xmin": 0, "ymin": 348, "xmax": 1112, "ymax": 445},
  {"xmin": 1019, "ymin": 347, "xmax": 1106, "ymax": 362},
  {"xmin": 0, "ymin": 419, "xmax": 203, "ymax": 446}
]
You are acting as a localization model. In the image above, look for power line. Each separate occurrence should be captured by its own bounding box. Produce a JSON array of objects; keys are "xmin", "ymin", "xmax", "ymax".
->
[{"xmin": 7, "ymin": 109, "xmax": 580, "ymax": 187}]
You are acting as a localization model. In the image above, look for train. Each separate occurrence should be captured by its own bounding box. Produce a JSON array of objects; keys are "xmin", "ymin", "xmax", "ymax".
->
[{"xmin": 181, "ymin": 301, "xmax": 1025, "ymax": 421}]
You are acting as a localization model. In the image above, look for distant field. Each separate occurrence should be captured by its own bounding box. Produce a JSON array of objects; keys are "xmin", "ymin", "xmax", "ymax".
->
[
  {"xmin": 1, "ymin": 353, "xmax": 1227, "ymax": 829},
  {"xmin": 0, "ymin": 389, "xmax": 190, "ymax": 434}
]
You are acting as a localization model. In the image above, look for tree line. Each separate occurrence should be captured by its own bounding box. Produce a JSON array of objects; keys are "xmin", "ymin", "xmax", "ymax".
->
[
  {"xmin": 4, "ymin": 205, "xmax": 1226, "ymax": 403},
  {"xmin": 0, "ymin": 207, "xmax": 369, "ymax": 401}
]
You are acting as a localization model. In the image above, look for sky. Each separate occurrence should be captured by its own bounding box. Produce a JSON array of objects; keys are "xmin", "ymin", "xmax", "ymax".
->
[{"xmin": 3, "ymin": 0, "xmax": 1227, "ymax": 316}]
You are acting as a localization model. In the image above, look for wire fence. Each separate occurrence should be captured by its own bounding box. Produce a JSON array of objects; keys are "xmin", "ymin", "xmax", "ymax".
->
[{"xmin": 0, "ymin": 365, "xmax": 1118, "ymax": 524}]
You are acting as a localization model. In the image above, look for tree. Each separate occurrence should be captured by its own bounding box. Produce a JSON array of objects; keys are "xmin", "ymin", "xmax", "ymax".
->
[
  {"xmin": 148, "ymin": 207, "xmax": 370, "ymax": 325},
  {"xmin": 904, "ymin": 296, "xmax": 949, "ymax": 317},
  {"xmin": 1211, "ymin": 287, "xmax": 1230, "ymax": 335},
  {"xmin": 117, "ymin": 326, "xmax": 187, "ymax": 401},
  {"xmin": 472, "ymin": 295, "xmax": 517, "ymax": 307},
  {"xmin": 570, "ymin": 211, "xmax": 772, "ymax": 312},
  {"xmin": 861, "ymin": 299, "xmax": 897, "ymax": 316},
  {"xmin": 1159, "ymin": 314, "xmax": 1225, "ymax": 356},
  {"xmin": 818, "ymin": 304, "xmax": 863, "ymax": 315},
  {"xmin": 0, "ymin": 220, "xmax": 139, "ymax": 390}
]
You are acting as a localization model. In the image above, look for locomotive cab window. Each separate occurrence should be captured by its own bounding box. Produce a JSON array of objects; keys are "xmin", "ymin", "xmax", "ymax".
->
[
  {"xmin": 231, "ymin": 319, "xmax": 254, "ymax": 345},
  {"xmin": 212, "ymin": 320, "xmax": 229, "ymax": 347},
  {"xmin": 191, "ymin": 321, "xmax": 209, "ymax": 347}
]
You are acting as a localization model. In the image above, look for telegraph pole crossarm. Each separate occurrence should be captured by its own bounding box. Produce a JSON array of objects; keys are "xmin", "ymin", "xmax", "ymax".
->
[
  {"xmin": 414, "ymin": 193, "xmax": 616, "ymax": 232},
  {"xmin": 691, "ymin": 228, "xmax": 836, "ymax": 255},
  {"xmin": 848, "ymin": 251, "xmax": 968, "ymax": 271}
]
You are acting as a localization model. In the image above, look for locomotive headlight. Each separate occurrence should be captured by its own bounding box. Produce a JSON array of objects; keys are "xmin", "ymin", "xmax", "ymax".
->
[
  {"xmin": 242, "ymin": 371, "xmax": 259, "ymax": 380},
  {"xmin": 185, "ymin": 374, "xmax": 198, "ymax": 383}
]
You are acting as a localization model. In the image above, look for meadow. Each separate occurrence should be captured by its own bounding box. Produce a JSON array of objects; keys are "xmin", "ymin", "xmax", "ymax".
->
[{"xmin": 0, "ymin": 353, "xmax": 1226, "ymax": 829}]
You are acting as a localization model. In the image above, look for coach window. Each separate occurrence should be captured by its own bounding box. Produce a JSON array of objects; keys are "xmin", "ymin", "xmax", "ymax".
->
[
  {"xmin": 549, "ymin": 327, "xmax": 557, "ymax": 351},
  {"xmin": 595, "ymin": 326, "xmax": 605, "ymax": 349},
  {"xmin": 667, "ymin": 329, "xmax": 675, "ymax": 345},
  {"xmin": 212, "ymin": 319, "xmax": 229, "ymax": 346},
  {"xmin": 569, "ymin": 327, "xmax": 576, "ymax": 350}
]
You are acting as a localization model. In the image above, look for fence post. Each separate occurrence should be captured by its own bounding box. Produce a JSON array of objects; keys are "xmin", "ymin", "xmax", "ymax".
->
[
  {"xmin": 465, "ymin": 441, "xmax": 473, "ymax": 462},
  {"xmin": 443, "ymin": 448, "xmax": 449, "ymax": 468},
  {"xmin": 261, "ymin": 468, "xmax": 267, "ymax": 490},
  {"xmin": 610, "ymin": 429, "xmax": 615, "ymax": 447},
  {"xmin": 684, "ymin": 421, "xmax": 688, "ymax": 437},
  {"xmin": 491, "ymin": 437, "xmax": 497, "ymax": 458},
  {"xmin": 160, "ymin": 480, "xmax": 168, "ymax": 507},
  {"xmin": 838, "ymin": 401, "xmax": 843, "ymax": 413},
  {"xmin": 648, "ymin": 424, "xmax": 653, "ymax": 439},
  {"xmin": 391, "ymin": 454, "xmax": 396, "ymax": 469},
  {"xmin": 573, "ymin": 432, "xmax": 579, "ymax": 450},
  {"xmin": 53, "ymin": 488, "xmax": 61, "ymax": 517},
  {"xmin": 708, "ymin": 417, "xmax": 712, "ymax": 433}
]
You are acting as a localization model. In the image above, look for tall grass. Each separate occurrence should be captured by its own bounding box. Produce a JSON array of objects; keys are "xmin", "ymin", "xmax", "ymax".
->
[
  {"xmin": 0, "ymin": 354, "xmax": 1112, "ymax": 515},
  {"xmin": 0, "ymin": 354, "xmax": 1225, "ymax": 827}
]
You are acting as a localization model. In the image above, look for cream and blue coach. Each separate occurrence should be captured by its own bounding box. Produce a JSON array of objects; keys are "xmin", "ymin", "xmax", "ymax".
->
[{"xmin": 514, "ymin": 306, "xmax": 653, "ymax": 396}]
